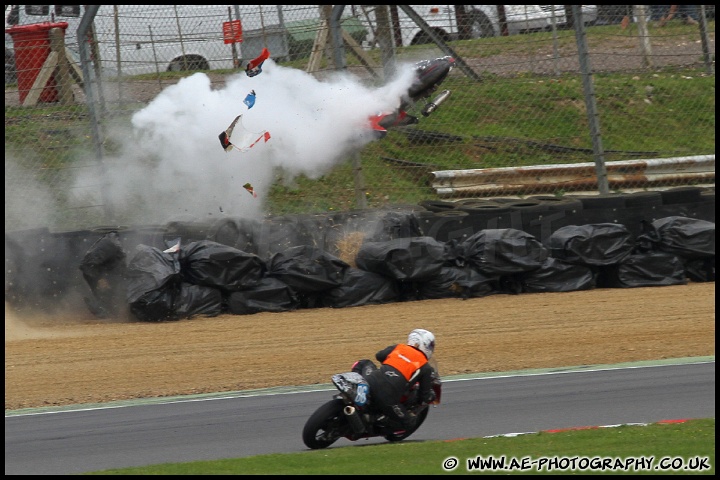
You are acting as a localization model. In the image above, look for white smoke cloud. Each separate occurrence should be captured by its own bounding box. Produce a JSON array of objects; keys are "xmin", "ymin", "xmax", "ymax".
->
[
  {"xmin": 4, "ymin": 59, "xmax": 422, "ymax": 315},
  {"xmin": 88, "ymin": 59, "xmax": 418, "ymax": 225},
  {"xmin": 4, "ymin": 159, "xmax": 57, "ymax": 230}
]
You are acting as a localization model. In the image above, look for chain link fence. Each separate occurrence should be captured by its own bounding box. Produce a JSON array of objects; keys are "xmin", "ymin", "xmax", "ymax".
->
[{"xmin": 4, "ymin": 5, "xmax": 716, "ymax": 232}]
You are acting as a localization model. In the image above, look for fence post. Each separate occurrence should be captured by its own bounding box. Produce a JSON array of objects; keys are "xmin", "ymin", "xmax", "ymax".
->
[
  {"xmin": 328, "ymin": 5, "xmax": 346, "ymax": 71},
  {"xmin": 634, "ymin": 5, "xmax": 653, "ymax": 68},
  {"xmin": 78, "ymin": 5, "xmax": 115, "ymax": 222},
  {"xmin": 572, "ymin": 5, "xmax": 609, "ymax": 195},
  {"xmin": 698, "ymin": 5, "xmax": 715, "ymax": 75},
  {"xmin": 374, "ymin": 5, "xmax": 396, "ymax": 81}
]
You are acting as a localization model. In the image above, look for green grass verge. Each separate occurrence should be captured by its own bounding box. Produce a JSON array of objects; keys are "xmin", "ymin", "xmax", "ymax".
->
[{"xmin": 85, "ymin": 418, "xmax": 714, "ymax": 475}]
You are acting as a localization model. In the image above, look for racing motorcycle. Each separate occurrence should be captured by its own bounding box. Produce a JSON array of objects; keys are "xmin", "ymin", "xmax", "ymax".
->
[
  {"xmin": 302, "ymin": 358, "xmax": 442, "ymax": 449},
  {"xmin": 368, "ymin": 55, "xmax": 455, "ymax": 138}
]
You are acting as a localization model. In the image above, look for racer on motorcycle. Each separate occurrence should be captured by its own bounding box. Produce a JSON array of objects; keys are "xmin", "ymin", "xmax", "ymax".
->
[{"xmin": 353, "ymin": 328, "xmax": 437, "ymax": 432}]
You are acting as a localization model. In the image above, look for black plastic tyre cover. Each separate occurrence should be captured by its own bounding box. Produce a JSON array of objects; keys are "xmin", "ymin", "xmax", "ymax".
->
[
  {"xmin": 179, "ymin": 240, "xmax": 266, "ymax": 291},
  {"xmin": 227, "ymin": 277, "xmax": 298, "ymax": 314},
  {"xmin": 321, "ymin": 268, "xmax": 400, "ymax": 308},
  {"xmin": 173, "ymin": 283, "xmax": 223, "ymax": 318},
  {"xmin": 416, "ymin": 265, "xmax": 497, "ymax": 299},
  {"xmin": 649, "ymin": 216, "xmax": 715, "ymax": 259},
  {"xmin": 547, "ymin": 223, "xmax": 634, "ymax": 266},
  {"xmin": 267, "ymin": 245, "xmax": 349, "ymax": 293},
  {"xmin": 520, "ymin": 257, "xmax": 596, "ymax": 293},
  {"xmin": 126, "ymin": 244, "xmax": 182, "ymax": 322},
  {"xmin": 457, "ymin": 228, "xmax": 549, "ymax": 274},
  {"xmin": 598, "ymin": 251, "xmax": 687, "ymax": 288},
  {"xmin": 356, "ymin": 236, "xmax": 447, "ymax": 281}
]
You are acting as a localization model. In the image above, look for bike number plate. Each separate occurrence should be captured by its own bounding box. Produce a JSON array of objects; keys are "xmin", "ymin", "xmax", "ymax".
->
[
  {"xmin": 354, "ymin": 383, "xmax": 369, "ymax": 407},
  {"xmin": 332, "ymin": 372, "xmax": 369, "ymax": 407}
]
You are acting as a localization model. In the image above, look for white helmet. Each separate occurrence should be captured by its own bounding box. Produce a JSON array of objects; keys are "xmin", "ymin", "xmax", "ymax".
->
[{"xmin": 408, "ymin": 328, "xmax": 435, "ymax": 359}]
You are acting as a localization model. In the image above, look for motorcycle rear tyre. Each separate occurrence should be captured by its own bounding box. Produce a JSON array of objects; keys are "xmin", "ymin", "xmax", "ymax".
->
[
  {"xmin": 302, "ymin": 398, "xmax": 347, "ymax": 449},
  {"xmin": 384, "ymin": 406, "xmax": 429, "ymax": 442}
]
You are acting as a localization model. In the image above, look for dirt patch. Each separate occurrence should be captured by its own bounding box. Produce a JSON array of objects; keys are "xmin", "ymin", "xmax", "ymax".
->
[{"xmin": 4, "ymin": 282, "xmax": 715, "ymax": 411}]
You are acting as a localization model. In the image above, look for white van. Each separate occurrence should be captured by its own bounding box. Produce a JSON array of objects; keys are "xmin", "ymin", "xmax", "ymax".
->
[
  {"xmin": 5, "ymin": 5, "xmax": 255, "ymax": 77},
  {"xmin": 4, "ymin": 5, "xmax": 369, "ymax": 78},
  {"xmin": 356, "ymin": 5, "xmax": 598, "ymax": 47}
]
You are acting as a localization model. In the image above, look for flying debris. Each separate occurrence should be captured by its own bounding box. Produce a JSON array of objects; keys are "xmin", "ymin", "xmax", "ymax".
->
[
  {"xmin": 218, "ymin": 89, "xmax": 271, "ymax": 153},
  {"xmin": 216, "ymin": 58, "xmax": 272, "ymax": 192},
  {"xmin": 370, "ymin": 55, "xmax": 456, "ymax": 139},
  {"xmin": 246, "ymin": 47, "xmax": 270, "ymax": 77},
  {"xmin": 218, "ymin": 115, "xmax": 271, "ymax": 153},
  {"xmin": 163, "ymin": 241, "xmax": 180, "ymax": 254},
  {"xmin": 243, "ymin": 182, "xmax": 258, "ymax": 198},
  {"xmin": 243, "ymin": 89, "xmax": 257, "ymax": 109}
]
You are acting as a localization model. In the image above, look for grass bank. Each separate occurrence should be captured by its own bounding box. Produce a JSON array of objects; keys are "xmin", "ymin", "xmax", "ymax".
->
[{"xmin": 87, "ymin": 418, "xmax": 714, "ymax": 475}]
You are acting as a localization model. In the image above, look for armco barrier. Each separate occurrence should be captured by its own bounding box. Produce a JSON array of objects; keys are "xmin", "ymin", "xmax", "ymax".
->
[{"xmin": 431, "ymin": 156, "xmax": 715, "ymax": 197}]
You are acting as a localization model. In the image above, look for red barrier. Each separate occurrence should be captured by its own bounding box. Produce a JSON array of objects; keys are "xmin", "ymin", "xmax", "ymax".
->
[{"xmin": 6, "ymin": 21, "xmax": 69, "ymax": 104}]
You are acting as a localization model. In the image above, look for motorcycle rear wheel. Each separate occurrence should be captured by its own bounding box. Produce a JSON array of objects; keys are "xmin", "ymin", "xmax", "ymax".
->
[
  {"xmin": 384, "ymin": 407, "xmax": 429, "ymax": 442},
  {"xmin": 302, "ymin": 398, "xmax": 348, "ymax": 449}
]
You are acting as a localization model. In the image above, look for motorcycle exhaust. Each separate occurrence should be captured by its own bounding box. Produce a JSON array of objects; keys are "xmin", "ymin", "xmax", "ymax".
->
[
  {"xmin": 421, "ymin": 89, "xmax": 451, "ymax": 117},
  {"xmin": 343, "ymin": 405, "xmax": 366, "ymax": 434}
]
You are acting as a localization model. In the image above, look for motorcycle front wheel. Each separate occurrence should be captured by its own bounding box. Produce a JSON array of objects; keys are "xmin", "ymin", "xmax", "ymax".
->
[
  {"xmin": 302, "ymin": 398, "xmax": 349, "ymax": 449},
  {"xmin": 384, "ymin": 406, "xmax": 429, "ymax": 442}
]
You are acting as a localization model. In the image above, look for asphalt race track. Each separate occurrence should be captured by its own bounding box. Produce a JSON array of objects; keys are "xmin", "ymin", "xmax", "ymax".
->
[{"xmin": 4, "ymin": 359, "xmax": 715, "ymax": 475}]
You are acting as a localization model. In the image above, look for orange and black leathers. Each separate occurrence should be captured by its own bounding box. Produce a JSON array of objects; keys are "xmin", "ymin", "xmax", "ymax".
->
[
  {"xmin": 380, "ymin": 344, "xmax": 428, "ymax": 380},
  {"xmin": 363, "ymin": 344, "xmax": 435, "ymax": 430}
]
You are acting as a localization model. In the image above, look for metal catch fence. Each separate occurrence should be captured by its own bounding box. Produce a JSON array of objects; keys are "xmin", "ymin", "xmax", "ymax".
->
[{"xmin": 4, "ymin": 5, "xmax": 716, "ymax": 231}]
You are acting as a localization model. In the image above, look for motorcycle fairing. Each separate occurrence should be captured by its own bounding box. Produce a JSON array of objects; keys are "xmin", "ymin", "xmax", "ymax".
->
[
  {"xmin": 246, "ymin": 47, "xmax": 270, "ymax": 77},
  {"xmin": 367, "ymin": 55, "xmax": 455, "ymax": 138},
  {"xmin": 407, "ymin": 55, "xmax": 455, "ymax": 102},
  {"xmin": 331, "ymin": 372, "xmax": 369, "ymax": 407}
]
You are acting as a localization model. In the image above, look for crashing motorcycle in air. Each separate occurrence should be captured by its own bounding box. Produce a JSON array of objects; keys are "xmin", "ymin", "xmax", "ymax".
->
[
  {"xmin": 369, "ymin": 55, "xmax": 456, "ymax": 138},
  {"xmin": 302, "ymin": 358, "xmax": 442, "ymax": 449}
]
